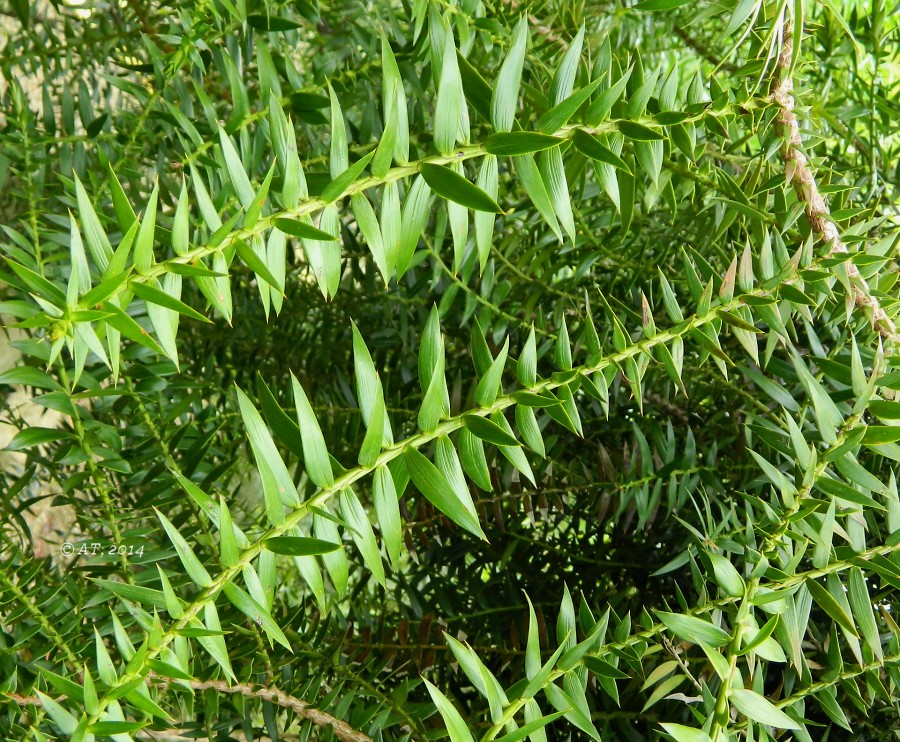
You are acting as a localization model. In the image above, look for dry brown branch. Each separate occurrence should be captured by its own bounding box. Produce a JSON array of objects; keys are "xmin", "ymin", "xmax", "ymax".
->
[
  {"xmin": 5, "ymin": 677, "xmax": 373, "ymax": 742},
  {"xmin": 771, "ymin": 21, "xmax": 898, "ymax": 342}
]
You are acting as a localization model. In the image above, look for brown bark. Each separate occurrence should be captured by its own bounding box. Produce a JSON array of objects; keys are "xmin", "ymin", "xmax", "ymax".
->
[{"xmin": 771, "ymin": 22, "xmax": 898, "ymax": 342}]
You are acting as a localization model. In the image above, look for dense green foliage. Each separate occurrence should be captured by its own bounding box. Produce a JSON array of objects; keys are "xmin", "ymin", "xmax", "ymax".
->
[{"xmin": 2, "ymin": 0, "xmax": 900, "ymax": 739}]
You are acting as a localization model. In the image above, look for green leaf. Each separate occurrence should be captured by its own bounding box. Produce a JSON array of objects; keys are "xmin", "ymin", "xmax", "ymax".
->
[
  {"xmin": 133, "ymin": 182, "xmax": 159, "ymax": 272},
  {"xmin": 89, "ymin": 720, "xmax": 149, "ymax": 735},
  {"xmin": 92, "ymin": 579, "xmax": 167, "ymax": 610},
  {"xmin": 320, "ymin": 151, "xmax": 376, "ymax": 203},
  {"xmin": 130, "ymin": 281, "xmax": 211, "ymax": 323},
  {"xmin": 374, "ymin": 465, "xmax": 402, "ymax": 568},
  {"xmin": 74, "ymin": 173, "xmax": 113, "ymax": 272},
  {"xmin": 6, "ymin": 427, "xmax": 74, "ymax": 451},
  {"xmin": 459, "ymin": 427, "xmax": 493, "ymax": 491},
  {"xmin": 155, "ymin": 509, "xmax": 212, "ymax": 587},
  {"xmin": 729, "ymin": 688, "xmax": 800, "ymax": 730},
  {"xmin": 247, "ymin": 14, "xmax": 302, "ymax": 31},
  {"xmin": 405, "ymin": 447, "xmax": 486, "ymax": 539},
  {"xmin": 475, "ymin": 337, "xmax": 509, "ymax": 405},
  {"xmin": 847, "ymin": 566, "xmax": 882, "ymax": 660},
  {"xmin": 420, "ymin": 163, "xmax": 502, "ymax": 213},
  {"xmin": 359, "ymin": 379, "xmax": 386, "ymax": 467},
  {"xmin": 291, "ymin": 373, "xmax": 335, "ymax": 488},
  {"xmin": 340, "ymin": 487, "xmax": 385, "ymax": 586},
  {"xmin": 494, "ymin": 712, "xmax": 567, "ymax": 742},
  {"xmin": 265, "ymin": 536, "xmax": 341, "ymax": 556},
  {"xmin": 863, "ymin": 426, "xmax": 900, "ymax": 444},
  {"xmin": 656, "ymin": 611, "xmax": 731, "ymax": 647},
  {"xmin": 538, "ymin": 77, "xmax": 604, "ymax": 133},
  {"xmin": 424, "ymin": 679, "xmax": 475, "ymax": 742},
  {"xmin": 806, "ymin": 578, "xmax": 858, "ymax": 636},
  {"xmin": 235, "ymin": 384, "xmax": 298, "ymax": 524},
  {"xmin": 572, "ymin": 129, "xmax": 631, "ymax": 172},
  {"xmin": 274, "ymin": 218, "xmax": 337, "ymax": 241},
  {"xmin": 514, "ymin": 154, "xmax": 562, "ymax": 240},
  {"xmin": 234, "ymin": 239, "xmax": 283, "ymax": 292},
  {"xmin": 491, "ymin": 17, "xmax": 528, "ymax": 132},
  {"xmin": 659, "ymin": 724, "xmax": 713, "ymax": 742},
  {"xmin": 222, "ymin": 583, "xmax": 291, "ymax": 650},
  {"xmin": 434, "ymin": 28, "xmax": 466, "ymax": 155},
  {"xmin": 462, "ymin": 414, "xmax": 521, "ymax": 447},
  {"xmin": 484, "ymin": 132, "xmax": 564, "ymax": 156},
  {"xmin": 617, "ymin": 120, "xmax": 666, "ymax": 141},
  {"xmin": 218, "ymin": 127, "xmax": 255, "ymax": 209},
  {"xmin": 708, "ymin": 552, "xmax": 745, "ymax": 597},
  {"xmin": 634, "ymin": 0, "xmax": 693, "ymax": 9},
  {"xmin": 35, "ymin": 691, "xmax": 78, "ymax": 736},
  {"xmin": 0, "ymin": 366, "xmax": 61, "ymax": 390}
]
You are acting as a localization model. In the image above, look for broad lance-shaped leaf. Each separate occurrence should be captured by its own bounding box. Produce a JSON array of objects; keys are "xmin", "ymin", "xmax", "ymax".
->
[
  {"xmin": 155, "ymin": 509, "xmax": 212, "ymax": 587},
  {"xmin": 540, "ymin": 146, "xmax": 575, "ymax": 243},
  {"xmin": 491, "ymin": 411, "xmax": 535, "ymax": 484},
  {"xmin": 405, "ymin": 447, "xmax": 486, "ymax": 539},
  {"xmin": 340, "ymin": 488, "xmax": 385, "ymax": 585},
  {"xmin": 222, "ymin": 583, "xmax": 291, "ymax": 650},
  {"xmin": 264, "ymin": 536, "xmax": 341, "ymax": 556},
  {"xmin": 274, "ymin": 218, "xmax": 337, "ymax": 241},
  {"xmin": 514, "ymin": 154, "xmax": 562, "ymax": 241},
  {"xmin": 358, "ymin": 378, "xmax": 386, "ymax": 466},
  {"xmin": 328, "ymin": 81, "xmax": 348, "ymax": 177},
  {"xmin": 656, "ymin": 611, "xmax": 731, "ymax": 647},
  {"xmin": 352, "ymin": 322, "xmax": 393, "ymax": 444},
  {"xmin": 374, "ymin": 465, "xmax": 402, "ymax": 568},
  {"xmin": 435, "ymin": 435, "xmax": 480, "ymax": 524},
  {"xmin": 314, "ymin": 512, "xmax": 349, "ymax": 595},
  {"xmin": 572, "ymin": 129, "xmax": 631, "ymax": 172},
  {"xmin": 424, "ymin": 680, "xmax": 475, "ymax": 742},
  {"xmin": 372, "ymin": 78, "xmax": 398, "ymax": 177},
  {"xmin": 218, "ymin": 127, "xmax": 255, "ymax": 209},
  {"xmin": 145, "ymin": 274, "xmax": 182, "ymax": 367},
  {"xmin": 133, "ymin": 181, "xmax": 159, "ymax": 273},
  {"xmin": 459, "ymin": 427, "xmax": 492, "ymax": 491},
  {"xmin": 235, "ymin": 238, "xmax": 283, "ymax": 292},
  {"xmin": 419, "ymin": 353, "xmax": 449, "ymax": 432},
  {"xmin": 130, "ymin": 281, "xmax": 211, "ymax": 324},
  {"xmin": 419, "ymin": 304, "xmax": 445, "ymax": 391},
  {"xmin": 291, "ymin": 373, "xmax": 334, "ymax": 488},
  {"xmin": 491, "ymin": 17, "xmax": 528, "ymax": 132},
  {"xmin": 74, "ymin": 172, "xmax": 113, "ymax": 272},
  {"xmin": 806, "ymin": 578, "xmax": 858, "ymax": 636},
  {"xmin": 269, "ymin": 92, "xmax": 306, "ymax": 208},
  {"xmin": 303, "ymin": 204, "xmax": 341, "ymax": 298},
  {"xmin": 434, "ymin": 28, "xmax": 465, "ymax": 155},
  {"xmin": 235, "ymin": 385, "xmax": 298, "ymax": 525},
  {"xmin": 351, "ymin": 193, "xmax": 389, "ymax": 281},
  {"xmin": 484, "ymin": 132, "xmax": 563, "ymax": 156},
  {"xmin": 475, "ymin": 155, "xmax": 499, "ymax": 272},
  {"xmin": 381, "ymin": 35, "xmax": 409, "ymax": 164},
  {"xmin": 67, "ymin": 212, "xmax": 90, "ymax": 308},
  {"xmin": 463, "ymin": 414, "xmax": 521, "ymax": 447},
  {"xmin": 420, "ymin": 163, "xmax": 502, "ymax": 214},
  {"xmin": 474, "ymin": 337, "xmax": 509, "ymax": 406},
  {"xmin": 321, "ymin": 150, "xmax": 375, "ymax": 203},
  {"xmin": 397, "ymin": 174, "xmax": 432, "ymax": 275},
  {"xmin": 729, "ymin": 689, "xmax": 800, "ymax": 730}
]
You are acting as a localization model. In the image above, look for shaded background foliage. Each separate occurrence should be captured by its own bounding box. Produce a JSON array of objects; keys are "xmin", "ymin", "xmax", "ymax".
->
[{"xmin": 2, "ymin": 0, "xmax": 900, "ymax": 740}]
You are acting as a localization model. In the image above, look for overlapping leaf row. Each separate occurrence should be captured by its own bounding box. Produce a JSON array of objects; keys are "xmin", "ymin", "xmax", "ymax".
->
[
  {"xmin": 4, "ymin": 9, "xmax": 785, "ymax": 384},
  {"xmin": 3, "ymin": 2, "xmax": 900, "ymax": 740},
  {"xmin": 39, "ymin": 219, "xmax": 889, "ymax": 737}
]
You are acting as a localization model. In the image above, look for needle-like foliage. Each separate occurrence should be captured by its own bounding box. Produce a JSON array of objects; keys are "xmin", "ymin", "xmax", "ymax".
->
[{"xmin": 2, "ymin": 0, "xmax": 900, "ymax": 739}]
